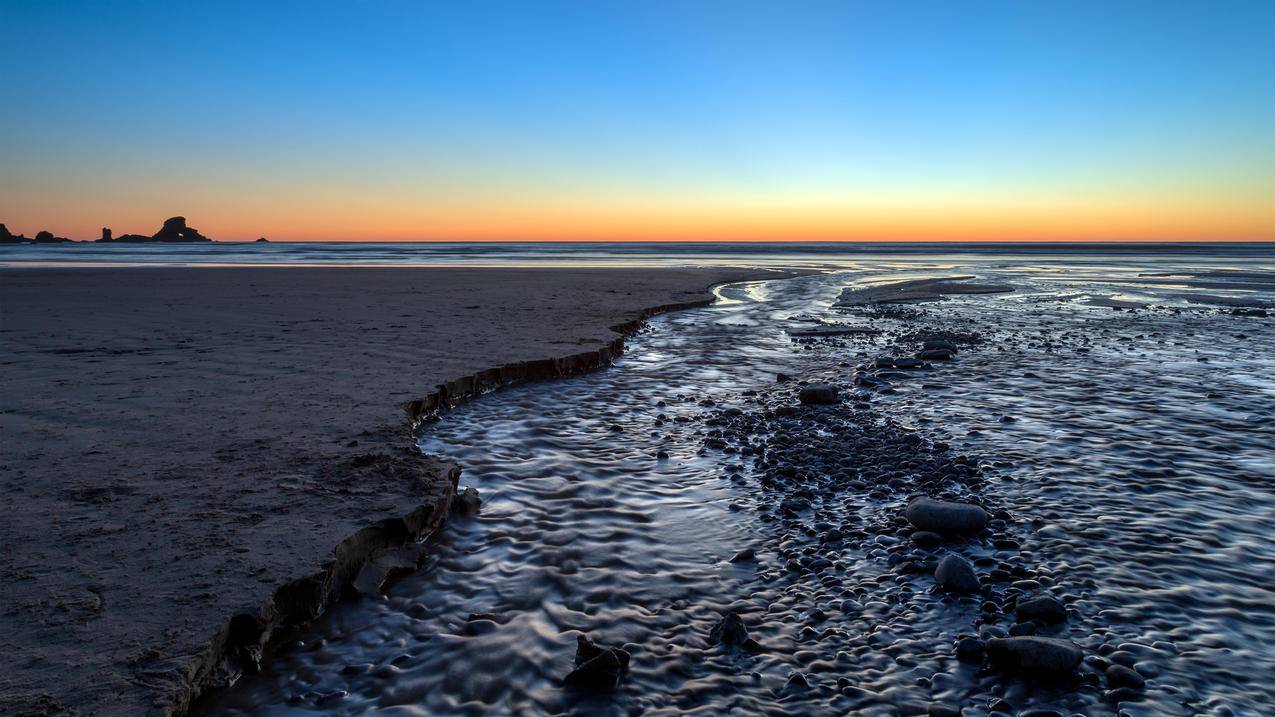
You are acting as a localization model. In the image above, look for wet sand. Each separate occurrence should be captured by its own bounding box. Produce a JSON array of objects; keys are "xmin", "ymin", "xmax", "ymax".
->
[{"xmin": 0, "ymin": 266, "xmax": 766, "ymax": 716}]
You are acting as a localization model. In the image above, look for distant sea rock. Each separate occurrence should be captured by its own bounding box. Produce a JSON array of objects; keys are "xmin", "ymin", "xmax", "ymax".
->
[
  {"xmin": 255, "ymin": 237, "xmax": 269, "ymax": 242},
  {"xmin": 34, "ymin": 230, "xmax": 73, "ymax": 243},
  {"xmin": 0, "ymin": 223, "xmax": 26, "ymax": 243},
  {"xmin": 106, "ymin": 216, "xmax": 213, "ymax": 243}
]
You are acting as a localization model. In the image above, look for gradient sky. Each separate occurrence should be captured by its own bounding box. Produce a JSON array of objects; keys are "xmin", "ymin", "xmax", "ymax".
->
[{"xmin": 2, "ymin": 1, "xmax": 1273, "ymax": 242}]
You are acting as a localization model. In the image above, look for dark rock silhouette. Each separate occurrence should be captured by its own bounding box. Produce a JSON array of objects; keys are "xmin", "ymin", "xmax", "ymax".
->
[
  {"xmin": 153, "ymin": 216, "xmax": 210, "ymax": 242},
  {"xmin": 562, "ymin": 635, "xmax": 630, "ymax": 691},
  {"xmin": 0, "ymin": 223, "xmax": 25, "ymax": 243},
  {"xmin": 100, "ymin": 227, "xmax": 113, "ymax": 242},
  {"xmin": 34, "ymin": 230, "xmax": 72, "ymax": 243},
  {"xmin": 110, "ymin": 216, "xmax": 213, "ymax": 243},
  {"xmin": 255, "ymin": 237, "xmax": 269, "ymax": 242}
]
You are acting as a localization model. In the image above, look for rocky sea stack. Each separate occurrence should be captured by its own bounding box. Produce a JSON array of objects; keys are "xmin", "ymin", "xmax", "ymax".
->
[
  {"xmin": 0, "ymin": 223, "xmax": 27, "ymax": 243},
  {"xmin": 107, "ymin": 216, "xmax": 212, "ymax": 243},
  {"xmin": 34, "ymin": 230, "xmax": 73, "ymax": 243}
]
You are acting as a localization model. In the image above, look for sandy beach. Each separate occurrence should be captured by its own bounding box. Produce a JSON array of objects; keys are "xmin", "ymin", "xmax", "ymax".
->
[{"xmin": 0, "ymin": 266, "xmax": 763, "ymax": 716}]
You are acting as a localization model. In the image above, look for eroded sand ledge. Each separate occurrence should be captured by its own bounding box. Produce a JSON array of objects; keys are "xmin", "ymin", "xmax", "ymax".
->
[{"xmin": 0, "ymin": 266, "xmax": 771, "ymax": 716}]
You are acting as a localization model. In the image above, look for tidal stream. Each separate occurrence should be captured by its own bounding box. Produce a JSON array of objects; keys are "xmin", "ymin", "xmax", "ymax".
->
[{"xmin": 201, "ymin": 255, "xmax": 1275, "ymax": 717}]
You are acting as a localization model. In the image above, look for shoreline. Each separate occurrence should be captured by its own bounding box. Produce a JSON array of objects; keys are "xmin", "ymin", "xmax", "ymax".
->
[
  {"xmin": 0, "ymin": 266, "xmax": 784, "ymax": 716},
  {"xmin": 181, "ymin": 287, "xmax": 744, "ymax": 715}
]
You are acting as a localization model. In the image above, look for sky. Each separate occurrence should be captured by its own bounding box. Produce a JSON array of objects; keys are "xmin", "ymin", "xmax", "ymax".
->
[{"xmin": 1, "ymin": 0, "xmax": 1273, "ymax": 242}]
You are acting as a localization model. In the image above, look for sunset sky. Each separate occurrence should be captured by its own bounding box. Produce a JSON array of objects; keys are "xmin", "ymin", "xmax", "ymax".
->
[{"xmin": 2, "ymin": 1, "xmax": 1273, "ymax": 242}]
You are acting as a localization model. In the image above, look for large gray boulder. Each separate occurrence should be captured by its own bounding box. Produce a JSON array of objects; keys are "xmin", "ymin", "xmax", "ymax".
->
[
  {"xmin": 934, "ymin": 554, "xmax": 980, "ymax": 594},
  {"xmin": 986, "ymin": 637, "xmax": 1083, "ymax": 677},
  {"xmin": 905, "ymin": 497, "xmax": 989, "ymax": 535}
]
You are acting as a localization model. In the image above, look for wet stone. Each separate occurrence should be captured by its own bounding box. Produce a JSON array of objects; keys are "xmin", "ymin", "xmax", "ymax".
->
[
  {"xmin": 905, "ymin": 497, "xmax": 989, "ymax": 535},
  {"xmin": 1106, "ymin": 664, "xmax": 1146, "ymax": 690},
  {"xmin": 986, "ymin": 637, "xmax": 1083, "ymax": 677},
  {"xmin": 562, "ymin": 635, "xmax": 630, "ymax": 692},
  {"xmin": 710, "ymin": 612, "xmax": 761, "ymax": 651},
  {"xmin": 934, "ymin": 554, "xmax": 980, "ymax": 594},
  {"xmin": 798, "ymin": 383, "xmax": 840, "ymax": 404},
  {"xmin": 454, "ymin": 486, "xmax": 482, "ymax": 515},
  {"xmin": 955, "ymin": 637, "xmax": 985, "ymax": 663},
  {"xmin": 1016, "ymin": 594, "xmax": 1067, "ymax": 624}
]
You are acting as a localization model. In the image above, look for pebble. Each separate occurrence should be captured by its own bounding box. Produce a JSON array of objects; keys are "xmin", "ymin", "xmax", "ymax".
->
[
  {"xmin": 1106, "ymin": 664, "xmax": 1146, "ymax": 690},
  {"xmin": 905, "ymin": 497, "xmax": 989, "ymax": 535},
  {"xmin": 1016, "ymin": 594, "xmax": 1067, "ymax": 624},
  {"xmin": 562, "ymin": 635, "xmax": 630, "ymax": 691},
  {"xmin": 934, "ymin": 554, "xmax": 980, "ymax": 594},
  {"xmin": 454, "ymin": 487, "xmax": 482, "ymax": 515},
  {"xmin": 798, "ymin": 383, "xmax": 840, "ymax": 405},
  {"xmin": 986, "ymin": 636, "xmax": 1083, "ymax": 677}
]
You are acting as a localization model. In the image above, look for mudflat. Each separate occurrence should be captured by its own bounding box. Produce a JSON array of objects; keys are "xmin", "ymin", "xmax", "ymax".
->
[{"xmin": 0, "ymin": 266, "xmax": 760, "ymax": 716}]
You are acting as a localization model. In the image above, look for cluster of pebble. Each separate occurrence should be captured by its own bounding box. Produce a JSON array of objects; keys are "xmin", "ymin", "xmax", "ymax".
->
[{"xmin": 566, "ymin": 331, "xmax": 1153, "ymax": 715}]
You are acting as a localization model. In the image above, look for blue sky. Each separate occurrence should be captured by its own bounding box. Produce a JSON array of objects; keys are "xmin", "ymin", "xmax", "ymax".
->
[{"xmin": 2, "ymin": 0, "xmax": 1273, "ymax": 240}]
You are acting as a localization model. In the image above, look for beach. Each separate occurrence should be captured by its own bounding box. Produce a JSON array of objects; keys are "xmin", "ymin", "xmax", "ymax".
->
[
  {"xmin": 3, "ymin": 251, "xmax": 1274, "ymax": 717},
  {"xmin": 186, "ymin": 253, "xmax": 1275, "ymax": 717},
  {"xmin": 0, "ymin": 266, "xmax": 764, "ymax": 716}
]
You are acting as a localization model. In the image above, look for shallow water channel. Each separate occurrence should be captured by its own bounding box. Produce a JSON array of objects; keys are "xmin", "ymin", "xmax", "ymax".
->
[{"xmin": 202, "ymin": 258, "xmax": 1275, "ymax": 717}]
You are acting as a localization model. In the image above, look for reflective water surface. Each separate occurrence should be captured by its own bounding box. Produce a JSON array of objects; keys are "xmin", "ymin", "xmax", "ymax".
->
[{"xmin": 201, "ymin": 252, "xmax": 1275, "ymax": 717}]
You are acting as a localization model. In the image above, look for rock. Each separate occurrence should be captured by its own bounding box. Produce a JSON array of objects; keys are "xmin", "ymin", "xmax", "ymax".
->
[
  {"xmin": 256, "ymin": 237, "xmax": 269, "ymax": 242},
  {"xmin": 782, "ymin": 672, "xmax": 810, "ymax": 692},
  {"xmin": 152, "ymin": 216, "xmax": 211, "ymax": 242},
  {"xmin": 923, "ymin": 339, "xmax": 958, "ymax": 352},
  {"xmin": 934, "ymin": 554, "xmax": 979, "ymax": 593},
  {"xmin": 894, "ymin": 357, "xmax": 925, "ymax": 368},
  {"xmin": 1106, "ymin": 664, "xmax": 1145, "ymax": 690},
  {"xmin": 1016, "ymin": 594, "xmax": 1067, "ymax": 624},
  {"xmin": 917, "ymin": 348, "xmax": 955, "ymax": 361},
  {"xmin": 728, "ymin": 547, "xmax": 756, "ymax": 563},
  {"xmin": 910, "ymin": 530, "xmax": 943, "ymax": 548},
  {"xmin": 1009, "ymin": 621, "xmax": 1037, "ymax": 636},
  {"xmin": 905, "ymin": 497, "xmax": 989, "ymax": 535},
  {"xmin": 986, "ymin": 636, "xmax": 1083, "ymax": 677},
  {"xmin": 454, "ymin": 487, "xmax": 481, "ymax": 514},
  {"xmin": 562, "ymin": 635, "xmax": 630, "ymax": 691},
  {"xmin": 100, "ymin": 227, "xmax": 112, "ymax": 242},
  {"xmin": 798, "ymin": 383, "xmax": 839, "ymax": 405},
  {"xmin": 955, "ymin": 637, "xmax": 984, "ymax": 663},
  {"xmin": 0, "ymin": 223, "xmax": 25, "ymax": 243},
  {"xmin": 709, "ymin": 612, "xmax": 759, "ymax": 651},
  {"xmin": 34, "ymin": 230, "xmax": 72, "ymax": 243},
  {"xmin": 928, "ymin": 704, "xmax": 961, "ymax": 717}
]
